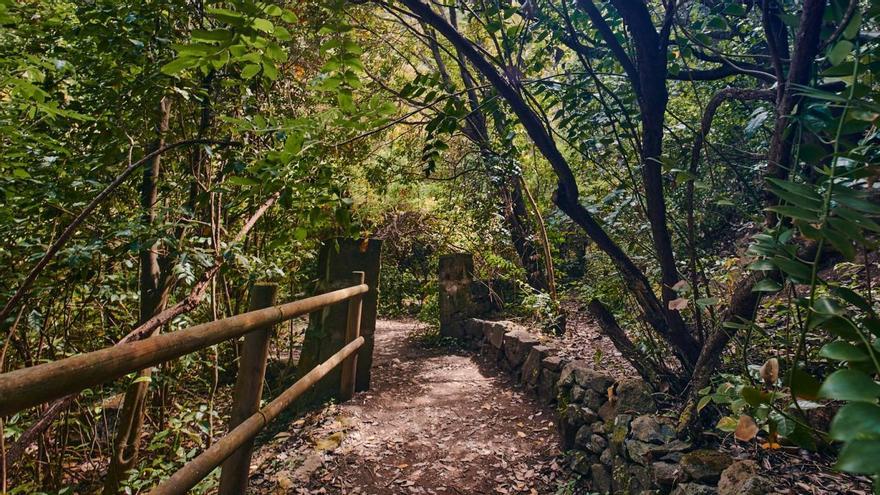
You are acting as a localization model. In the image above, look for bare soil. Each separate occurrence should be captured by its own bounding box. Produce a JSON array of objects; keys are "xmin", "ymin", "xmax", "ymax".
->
[{"xmin": 247, "ymin": 319, "xmax": 573, "ymax": 494}]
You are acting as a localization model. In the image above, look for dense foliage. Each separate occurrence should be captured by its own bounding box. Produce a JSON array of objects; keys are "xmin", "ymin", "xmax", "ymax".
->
[{"xmin": 1, "ymin": 0, "xmax": 879, "ymax": 492}]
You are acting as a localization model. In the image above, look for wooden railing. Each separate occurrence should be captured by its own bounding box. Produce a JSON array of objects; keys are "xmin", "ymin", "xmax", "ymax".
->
[{"xmin": 0, "ymin": 271, "xmax": 369, "ymax": 494}]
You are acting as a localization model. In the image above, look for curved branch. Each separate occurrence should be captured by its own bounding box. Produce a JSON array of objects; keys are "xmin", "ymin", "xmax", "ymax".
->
[
  {"xmin": 684, "ymin": 88, "xmax": 774, "ymax": 341},
  {"xmin": 574, "ymin": 0, "xmax": 640, "ymax": 89},
  {"xmin": 394, "ymin": 0, "xmax": 701, "ymax": 368}
]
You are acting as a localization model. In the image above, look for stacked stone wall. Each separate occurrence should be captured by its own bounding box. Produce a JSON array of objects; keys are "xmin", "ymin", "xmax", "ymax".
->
[{"xmin": 456, "ymin": 318, "xmax": 769, "ymax": 495}]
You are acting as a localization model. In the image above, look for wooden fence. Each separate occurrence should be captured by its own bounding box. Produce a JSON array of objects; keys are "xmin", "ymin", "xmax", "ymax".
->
[{"xmin": 0, "ymin": 271, "xmax": 370, "ymax": 494}]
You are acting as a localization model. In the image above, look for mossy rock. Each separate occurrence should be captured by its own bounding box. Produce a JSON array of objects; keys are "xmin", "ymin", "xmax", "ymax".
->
[{"xmin": 680, "ymin": 449, "xmax": 733, "ymax": 483}]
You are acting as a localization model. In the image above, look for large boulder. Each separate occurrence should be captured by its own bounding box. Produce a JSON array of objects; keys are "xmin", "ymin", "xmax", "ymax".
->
[
  {"xmin": 462, "ymin": 318, "xmax": 486, "ymax": 342},
  {"xmin": 575, "ymin": 425, "xmax": 592, "ymax": 449},
  {"xmin": 611, "ymin": 456, "xmax": 651, "ymax": 493},
  {"xmin": 559, "ymin": 360, "xmax": 614, "ymax": 393},
  {"xmin": 652, "ymin": 461, "xmax": 684, "ymax": 486},
  {"xmin": 542, "ymin": 355, "xmax": 564, "ymax": 372},
  {"xmin": 625, "ymin": 438, "xmax": 692, "ymax": 466},
  {"xmin": 680, "ymin": 449, "xmax": 733, "ymax": 483},
  {"xmin": 718, "ymin": 460, "xmax": 771, "ymax": 495},
  {"xmin": 591, "ymin": 463, "xmax": 613, "ymax": 493},
  {"xmin": 608, "ymin": 414, "xmax": 632, "ymax": 456}
]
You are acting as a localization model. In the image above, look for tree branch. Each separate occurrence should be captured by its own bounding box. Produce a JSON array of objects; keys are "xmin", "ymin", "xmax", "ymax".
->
[{"xmin": 0, "ymin": 139, "xmax": 240, "ymax": 330}]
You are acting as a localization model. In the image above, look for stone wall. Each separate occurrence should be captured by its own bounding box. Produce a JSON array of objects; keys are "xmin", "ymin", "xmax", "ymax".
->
[{"xmin": 457, "ymin": 318, "xmax": 769, "ymax": 495}]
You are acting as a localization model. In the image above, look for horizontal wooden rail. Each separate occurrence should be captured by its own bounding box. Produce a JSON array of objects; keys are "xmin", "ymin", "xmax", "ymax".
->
[
  {"xmin": 0, "ymin": 284, "xmax": 368, "ymax": 416},
  {"xmin": 150, "ymin": 336, "xmax": 365, "ymax": 495}
]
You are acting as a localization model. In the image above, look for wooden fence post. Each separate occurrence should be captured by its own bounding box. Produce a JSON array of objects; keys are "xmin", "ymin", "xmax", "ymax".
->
[
  {"xmin": 339, "ymin": 271, "xmax": 364, "ymax": 401},
  {"xmin": 219, "ymin": 283, "xmax": 277, "ymax": 495}
]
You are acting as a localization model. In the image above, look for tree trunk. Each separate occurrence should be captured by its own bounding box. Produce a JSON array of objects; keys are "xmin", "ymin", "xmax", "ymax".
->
[
  {"xmin": 404, "ymin": 0, "xmax": 700, "ymax": 368},
  {"xmin": 502, "ymin": 180, "xmax": 549, "ymax": 293},
  {"xmin": 104, "ymin": 97, "xmax": 172, "ymax": 494},
  {"xmin": 426, "ymin": 18, "xmax": 549, "ymax": 293}
]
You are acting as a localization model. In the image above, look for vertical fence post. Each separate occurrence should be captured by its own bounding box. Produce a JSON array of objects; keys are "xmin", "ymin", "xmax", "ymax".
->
[
  {"xmin": 219, "ymin": 283, "xmax": 277, "ymax": 495},
  {"xmin": 339, "ymin": 271, "xmax": 364, "ymax": 401}
]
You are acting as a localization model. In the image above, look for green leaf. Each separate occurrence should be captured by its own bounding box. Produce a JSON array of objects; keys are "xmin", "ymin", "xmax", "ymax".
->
[
  {"xmin": 814, "ymin": 297, "xmax": 845, "ymax": 316},
  {"xmin": 819, "ymin": 341, "xmax": 870, "ymax": 362},
  {"xmin": 281, "ymin": 10, "xmax": 299, "ymax": 23},
  {"xmin": 741, "ymin": 386, "xmax": 771, "ymax": 407},
  {"xmin": 253, "ymin": 18, "xmax": 274, "ymax": 33},
  {"xmin": 767, "ymin": 178, "xmax": 823, "ymax": 208},
  {"xmin": 832, "ymin": 287, "xmax": 874, "ymax": 313},
  {"xmin": 830, "ymin": 403, "xmax": 880, "ymax": 442},
  {"xmin": 262, "ymin": 62, "xmax": 279, "ymax": 81},
  {"xmin": 786, "ymin": 420, "xmax": 818, "ymax": 450},
  {"xmin": 226, "ymin": 176, "xmax": 260, "ymax": 187},
  {"xmin": 827, "ymin": 40, "xmax": 854, "ymax": 66},
  {"xmin": 819, "ymin": 315, "xmax": 861, "ymax": 341},
  {"xmin": 697, "ymin": 395, "xmax": 712, "ymax": 412},
  {"xmin": 747, "ymin": 259, "xmax": 775, "ymax": 271},
  {"xmin": 824, "ymin": 227, "xmax": 857, "ymax": 260},
  {"xmin": 766, "ymin": 205, "xmax": 820, "ymax": 222},
  {"xmin": 771, "ymin": 256, "xmax": 812, "ymax": 282},
  {"xmin": 842, "ymin": 11, "xmax": 861, "ymax": 39},
  {"xmin": 752, "ymin": 278, "xmax": 782, "ymax": 293},
  {"xmin": 818, "ymin": 370, "xmax": 880, "ymax": 402},
  {"xmin": 191, "ymin": 29, "xmax": 233, "ymax": 43},
  {"xmin": 241, "ymin": 64, "xmax": 261, "ymax": 79},
  {"xmin": 160, "ymin": 57, "xmax": 196, "ymax": 75},
  {"xmin": 206, "ymin": 7, "xmax": 245, "ymax": 25},
  {"xmin": 723, "ymin": 4, "xmax": 746, "ymax": 15},
  {"xmin": 788, "ymin": 367, "xmax": 821, "ymax": 400},
  {"xmin": 836, "ymin": 440, "xmax": 880, "ymax": 474},
  {"xmin": 834, "ymin": 193, "xmax": 880, "ymax": 214}
]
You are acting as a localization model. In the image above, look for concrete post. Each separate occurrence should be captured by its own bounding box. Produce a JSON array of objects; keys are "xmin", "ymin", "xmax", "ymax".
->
[
  {"xmin": 296, "ymin": 238, "xmax": 381, "ymax": 405},
  {"xmin": 439, "ymin": 253, "xmax": 489, "ymax": 338}
]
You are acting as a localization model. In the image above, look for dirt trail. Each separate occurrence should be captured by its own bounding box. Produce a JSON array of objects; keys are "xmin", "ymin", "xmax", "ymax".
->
[{"xmin": 249, "ymin": 319, "xmax": 569, "ymax": 494}]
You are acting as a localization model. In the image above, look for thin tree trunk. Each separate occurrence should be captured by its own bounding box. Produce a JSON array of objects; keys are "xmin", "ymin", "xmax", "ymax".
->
[
  {"xmin": 104, "ymin": 97, "xmax": 172, "ymax": 494},
  {"xmin": 424, "ymin": 18, "xmax": 549, "ymax": 293},
  {"xmin": 404, "ymin": 0, "xmax": 700, "ymax": 368}
]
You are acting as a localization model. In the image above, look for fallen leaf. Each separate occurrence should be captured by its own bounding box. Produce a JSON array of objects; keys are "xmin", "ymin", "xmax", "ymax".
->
[
  {"xmin": 314, "ymin": 431, "xmax": 344, "ymax": 451},
  {"xmin": 668, "ymin": 298, "xmax": 689, "ymax": 311},
  {"xmin": 760, "ymin": 358, "xmax": 779, "ymax": 387},
  {"xmin": 734, "ymin": 415, "xmax": 759, "ymax": 442}
]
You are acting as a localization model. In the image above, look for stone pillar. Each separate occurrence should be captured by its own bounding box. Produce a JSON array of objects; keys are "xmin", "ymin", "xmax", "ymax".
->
[
  {"xmin": 296, "ymin": 238, "xmax": 381, "ymax": 405},
  {"xmin": 439, "ymin": 253, "xmax": 489, "ymax": 338}
]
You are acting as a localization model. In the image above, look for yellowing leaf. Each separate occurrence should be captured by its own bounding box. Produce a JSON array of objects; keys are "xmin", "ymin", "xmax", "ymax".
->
[
  {"xmin": 717, "ymin": 416, "xmax": 738, "ymax": 432},
  {"xmin": 314, "ymin": 431, "xmax": 344, "ymax": 451}
]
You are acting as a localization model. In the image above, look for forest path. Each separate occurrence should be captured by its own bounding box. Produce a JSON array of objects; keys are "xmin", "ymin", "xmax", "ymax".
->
[{"xmin": 249, "ymin": 319, "xmax": 569, "ymax": 494}]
